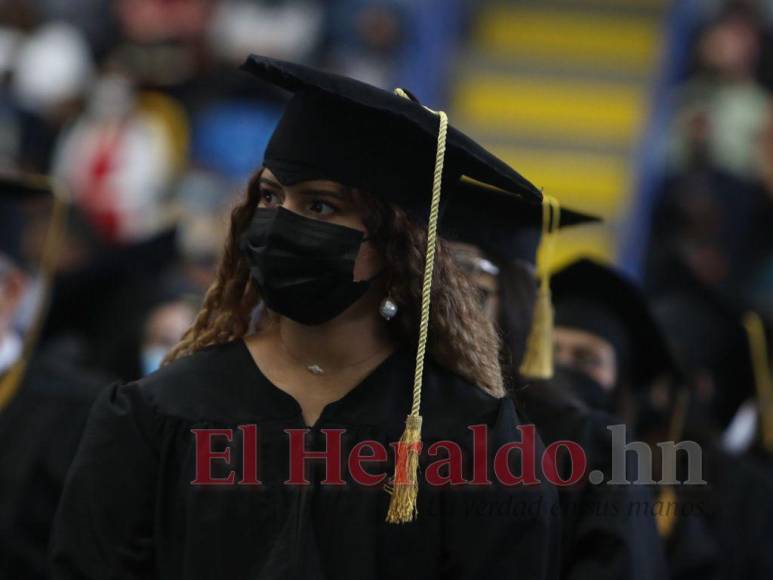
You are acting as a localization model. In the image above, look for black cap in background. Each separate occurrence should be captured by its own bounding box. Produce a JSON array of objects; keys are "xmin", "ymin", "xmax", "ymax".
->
[
  {"xmin": 0, "ymin": 173, "xmax": 54, "ymax": 271},
  {"xmin": 442, "ymin": 177, "xmax": 599, "ymax": 264},
  {"xmin": 551, "ymin": 257, "xmax": 681, "ymax": 389}
]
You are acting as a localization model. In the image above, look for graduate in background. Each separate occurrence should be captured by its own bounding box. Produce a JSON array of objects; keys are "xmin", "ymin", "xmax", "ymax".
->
[
  {"xmin": 0, "ymin": 174, "xmax": 105, "ymax": 579},
  {"xmin": 442, "ymin": 180, "xmax": 669, "ymax": 580},
  {"xmin": 549, "ymin": 258, "xmax": 681, "ymax": 422},
  {"xmin": 652, "ymin": 275, "xmax": 773, "ymax": 580},
  {"xmin": 51, "ymin": 56, "xmax": 562, "ymax": 579}
]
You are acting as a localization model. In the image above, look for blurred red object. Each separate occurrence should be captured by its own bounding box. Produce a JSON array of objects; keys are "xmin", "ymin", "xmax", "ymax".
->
[{"xmin": 117, "ymin": 0, "xmax": 215, "ymax": 42}]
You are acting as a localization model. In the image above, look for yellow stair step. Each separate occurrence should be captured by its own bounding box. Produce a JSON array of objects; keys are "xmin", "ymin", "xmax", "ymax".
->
[
  {"xmin": 454, "ymin": 75, "xmax": 648, "ymax": 148},
  {"xmin": 552, "ymin": 226, "xmax": 615, "ymax": 272},
  {"xmin": 475, "ymin": 6, "xmax": 661, "ymax": 72},
  {"xmin": 492, "ymin": 146, "xmax": 631, "ymax": 217},
  {"xmin": 557, "ymin": 0, "xmax": 666, "ymax": 9}
]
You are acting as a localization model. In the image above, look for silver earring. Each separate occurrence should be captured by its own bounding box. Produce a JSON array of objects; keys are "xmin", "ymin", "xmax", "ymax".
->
[{"xmin": 379, "ymin": 296, "xmax": 398, "ymax": 320}]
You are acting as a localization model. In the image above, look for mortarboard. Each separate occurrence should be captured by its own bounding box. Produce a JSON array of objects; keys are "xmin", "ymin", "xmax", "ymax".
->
[
  {"xmin": 0, "ymin": 173, "xmax": 56, "ymax": 270},
  {"xmin": 443, "ymin": 177, "xmax": 598, "ymax": 265},
  {"xmin": 240, "ymin": 54, "xmax": 546, "ymax": 523},
  {"xmin": 550, "ymin": 257, "xmax": 680, "ymax": 390},
  {"xmin": 442, "ymin": 180, "xmax": 598, "ymax": 380},
  {"xmin": 239, "ymin": 55, "xmax": 542, "ymax": 215}
]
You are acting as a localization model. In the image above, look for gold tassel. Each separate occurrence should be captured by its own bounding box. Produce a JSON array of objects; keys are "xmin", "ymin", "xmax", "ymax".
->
[
  {"xmin": 519, "ymin": 282, "xmax": 554, "ymax": 379},
  {"xmin": 519, "ymin": 196, "xmax": 560, "ymax": 380},
  {"xmin": 0, "ymin": 360, "xmax": 28, "ymax": 412},
  {"xmin": 655, "ymin": 485, "xmax": 678, "ymax": 538},
  {"xmin": 386, "ymin": 89, "xmax": 447, "ymax": 523},
  {"xmin": 386, "ymin": 415, "xmax": 423, "ymax": 523},
  {"xmin": 743, "ymin": 311, "xmax": 773, "ymax": 454}
]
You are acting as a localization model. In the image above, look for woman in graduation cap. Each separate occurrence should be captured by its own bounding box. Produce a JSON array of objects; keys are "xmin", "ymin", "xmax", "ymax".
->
[
  {"xmin": 51, "ymin": 56, "xmax": 561, "ymax": 579},
  {"xmin": 442, "ymin": 184, "xmax": 669, "ymax": 580}
]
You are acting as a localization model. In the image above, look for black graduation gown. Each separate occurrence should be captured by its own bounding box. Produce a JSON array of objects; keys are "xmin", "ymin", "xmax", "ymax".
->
[
  {"xmin": 516, "ymin": 382, "xmax": 669, "ymax": 580},
  {"xmin": 0, "ymin": 351, "xmax": 105, "ymax": 579},
  {"xmin": 665, "ymin": 504, "xmax": 720, "ymax": 580},
  {"xmin": 51, "ymin": 340, "xmax": 561, "ymax": 579},
  {"xmin": 686, "ymin": 445, "xmax": 773, "ymax": 580},
  {"xmin": 659, "ymin": 442, "xmax": 773, "ymax": 580}
]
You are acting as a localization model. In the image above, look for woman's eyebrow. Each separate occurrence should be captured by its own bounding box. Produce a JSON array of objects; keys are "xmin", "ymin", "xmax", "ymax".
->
[
  {"xmin": 258, "ymin": 178, "xmax": 346, "ymax": 200},
  {"xmin": 258, "ymin": 177, "xmax": 282, "ymax": 188},
  {"xmin": 296, "ymin": 187, "xmax": 347, "ymax": 200}
]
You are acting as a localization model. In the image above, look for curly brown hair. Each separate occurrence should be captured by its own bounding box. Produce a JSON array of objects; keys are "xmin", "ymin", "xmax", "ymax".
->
[{"xmin": 165, "ymin": 170, "xmax": 505, "ymax": 396}]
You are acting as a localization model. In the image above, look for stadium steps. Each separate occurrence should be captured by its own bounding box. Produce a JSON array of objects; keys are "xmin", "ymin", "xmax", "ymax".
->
[{"xmin": 450, "ymin": 0, "xmax": 667, "ymax": 265}]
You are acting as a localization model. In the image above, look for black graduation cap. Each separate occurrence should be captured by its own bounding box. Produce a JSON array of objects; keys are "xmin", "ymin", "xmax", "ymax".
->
[
  {"xmin": 239, "ymin": 55, "xmax": 542, "ymax": 215},
  {"xmin": 440, "ymin": 177, "xmax": 598, "ymax": 380},
  {"xmin": 0, "ymin": 172, "xmax": 55, "ymax": 270},
  {"xmin": 443, "ymin": 177, "xmax": 599, "ymax": 264},
  {"xmin": 550, "ymin": 257, "xmax": 680, "ymax": 389}
]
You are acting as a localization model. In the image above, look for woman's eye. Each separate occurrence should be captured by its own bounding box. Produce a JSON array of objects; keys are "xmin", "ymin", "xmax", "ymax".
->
[
  {"xmin": 259, "ymin": 189, "xmax": 281, "ymax": 207},
  {"xmin": 308, "ymin": 199, "xmax": 336, "ymax": 216}
]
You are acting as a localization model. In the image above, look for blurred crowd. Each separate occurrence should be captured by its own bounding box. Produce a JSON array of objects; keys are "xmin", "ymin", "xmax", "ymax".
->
[
  {"xmin": 639, "ymin": 0, "xmax": 773, "ymax": 476},
  {"xmin": 0, "ymin": 0, "xmax": 442, "ymax": 383},
  {"xmin": 648, "ymin": 0, "xmax": 773, "ymax": 318},
  {"xmin": 2, "ymin": 0, "xmax": 773, "ymax": 577}
]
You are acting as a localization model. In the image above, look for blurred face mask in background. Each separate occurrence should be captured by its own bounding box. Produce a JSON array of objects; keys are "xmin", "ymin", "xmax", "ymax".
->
[{"xmin": 141, "ymin": 345, "xmax": 167, "ymax": 376}]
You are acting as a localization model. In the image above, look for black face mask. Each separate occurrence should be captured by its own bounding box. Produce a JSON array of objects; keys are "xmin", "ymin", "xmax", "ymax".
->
[
  {"xmin": 240, "ymin": 207, "xmax": 373, "ymax": 325},
  {"xmin": 555, "ymin": 364, "xmax": 616, "ymax": 414}
]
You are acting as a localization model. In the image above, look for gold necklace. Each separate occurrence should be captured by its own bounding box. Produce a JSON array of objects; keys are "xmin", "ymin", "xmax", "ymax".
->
[{"xmin": 277, "ymin": 335, "xmax": 391, "ymax": 375}]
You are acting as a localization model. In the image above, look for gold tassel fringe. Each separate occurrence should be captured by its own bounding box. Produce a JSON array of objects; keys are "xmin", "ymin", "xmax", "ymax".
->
[
  {"xmin": 519, "ymin": 283, "xmax": 554, "ymax": 380},
  {"xmin": 386, "ymin": 88, "xmax": 446, "ymax": 524},
  {"xmin": 518, "ymin": 195, "xmax": 559, "ymax": 380},
  {"xmin": 386, "ymin": 414, "xmax": 423, "ymax": 524},
  {"xmin": 655, "ymin": 485, "xmax": 678, "ymax": 538},
  {"xmin": 743, "ymin": 311, "xmax": 773, "ymax": 454}
]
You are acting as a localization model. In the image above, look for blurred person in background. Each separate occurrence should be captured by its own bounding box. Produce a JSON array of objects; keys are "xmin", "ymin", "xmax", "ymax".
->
[
  {"xmin": 651, "ymin": 2, "xmax": 773, "ymax": 314},
  {"xmin": 0, "ymin": 173, "xmax": 106, "ymax": 580},
  {"xmin": 138, "ymin": 294, "xmax": 197, "ymax": 376},
  {"xmin": 92, "ymin": 280, "xmax": 199, "ymax": 381},
  {"xmin": 170, "ymin": 168, "xmax": 233, "ymax": 291},
  {"xmin": 19, "ymin": 0, "xmax": 117, "ymax": 57},
  {"xmin": 51, "ymin": 57, "xmax": 182, "ymax": 244},
  {"xmin": 41, "ymin": 223, "xmax": 182, "ymax": 380},
  {"xmin": 209, "ymin": 0, "xmax": 324, "ymax": 66},
  {"xmin": 549, "ymin": 258, "xmax": 679, "ymax": 423},
  {"xmin": 650, "ymin": 268, "xmax": 773, "ymax": 580},
  {"xmin": 2, "ymin": 16, "xmax": 94, "ymax": 172},
  {"xmin": 644, "ymin": 149, "xmax": 773, "ymax": 311},
  {"xmin": 667, "ymin": 3, "xmax": 773, "ymax": 189},
  {"xmin": 322, "ymin": 0, "xmax": 409, "ymax": 89},
  {"xmin": 652, "ymin": 267, "xmax": 772, "ymax": 462},
  {"xmin": 443, "ymin": 184, "xmax": 669, "ymax": 580},
  {"xmin": 116, "ymin": 0, "xmax": 212, "ymax": 45}
]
